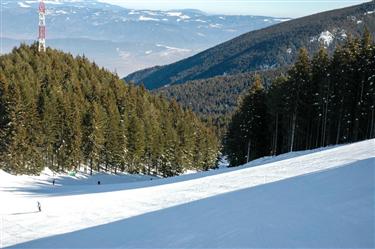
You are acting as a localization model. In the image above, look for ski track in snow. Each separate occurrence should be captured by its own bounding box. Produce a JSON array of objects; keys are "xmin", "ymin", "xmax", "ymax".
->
[{"xmin": 1, "ymin": 139, "xmax": 374, "ymax": 248}]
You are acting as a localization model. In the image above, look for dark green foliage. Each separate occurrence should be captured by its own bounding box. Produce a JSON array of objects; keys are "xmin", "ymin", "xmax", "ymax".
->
[
  {"xmin": 0, "ymin": 44, "xmax": 219, "ymax": 176},
  {"xmin": 126, "ymin": 2, "xmax": 375, "ymax": 89},
  {"xmin": 225, "ymin": 75, "xmax": 270, "ymax": 166},
  {"xmin": 225, "ymin": 34, "xmax": 375, "ymax": 166},
  {"xmin": 156, "ymin": 69, "xmax": 284, "ymax": 137}
]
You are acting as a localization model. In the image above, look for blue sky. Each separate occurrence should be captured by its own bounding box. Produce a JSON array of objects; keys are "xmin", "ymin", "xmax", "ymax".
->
[{"xmin": 99, "ymin": 0, "xmax": 370, "ymax": 17}]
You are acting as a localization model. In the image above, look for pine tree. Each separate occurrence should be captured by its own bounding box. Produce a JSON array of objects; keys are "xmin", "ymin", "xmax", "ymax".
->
[
  {"xmin": 225, "ymin": 75, "xmax": 269, "ymax": 166},
  {"xmin": 357, "ymin": 28, "xmax": 375, "ymax": 140},
  {"xmin": 285, "ymin": 48, "xmax": 311, "ymax": 151},
  {"xmin": 267, "ymin": 76, "xmax": 287, "ymax": 155},
  {"xmin": 311, "ymin": 46, "xmax": 330, "ymax": 147},
  {"xmin": 0, "ymin": 73, "xmax": 9, "ymax": 163},
  {"xmin": 83, "ymin": 102, "xmax": 106, "ymax": 175},
  {"xmin": 127, "ymin": 115, "xmax": 145, "ymax": 173}
]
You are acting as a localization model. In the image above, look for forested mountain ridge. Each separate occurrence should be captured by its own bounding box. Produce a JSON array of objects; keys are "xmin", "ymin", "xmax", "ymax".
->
[
  {"xmin": 156, "ymin": 68, "xmax": 285, "ymax": 136},
  {"xmin": 126, "ymin": 1, "xmax": 375, "ymax": 89},
  {"xmin": 0, "ymin": 44, "xmax": 219, "ymax": 176}
]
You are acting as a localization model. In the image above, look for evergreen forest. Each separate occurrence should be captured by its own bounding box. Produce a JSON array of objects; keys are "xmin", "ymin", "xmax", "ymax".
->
[
  {"xmin": 225, "ymin": 31, "xmax": 375, "ymax": 166},
  {"xmin": 0, "ymin": 44, "xmax": 219, "ymax": 176}
]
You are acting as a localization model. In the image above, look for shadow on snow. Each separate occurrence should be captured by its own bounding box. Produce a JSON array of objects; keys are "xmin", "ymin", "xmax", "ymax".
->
[{"xmin": 7, "ymin": 159, "xmax": 374, "ymax": 248}]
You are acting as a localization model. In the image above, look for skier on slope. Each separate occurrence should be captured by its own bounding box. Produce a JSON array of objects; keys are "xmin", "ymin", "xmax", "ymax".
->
[{"xmin": 37, "ymin": 201, "xmax": 41, "ymax": 212}]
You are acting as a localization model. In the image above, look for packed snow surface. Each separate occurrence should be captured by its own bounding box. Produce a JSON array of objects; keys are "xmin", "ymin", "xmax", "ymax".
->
[{"xmin": 1, "ymin": 140, "xmax": 374, "ymax": 248}]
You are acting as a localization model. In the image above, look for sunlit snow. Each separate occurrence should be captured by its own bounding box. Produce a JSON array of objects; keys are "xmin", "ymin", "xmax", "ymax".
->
[{"xmin": 1, "ymin": 139, "xmax": 374, "ymax": 248}]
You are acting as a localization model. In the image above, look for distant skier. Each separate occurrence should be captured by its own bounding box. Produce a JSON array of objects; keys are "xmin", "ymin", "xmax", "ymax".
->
[
  {"xmin": 37, "ymin": 201, "xmax": 41, "ymax": 212},
  {"xmin": 52, "ymin": 179, "xmax": 55, "ymax": 185},
  {"xmin": 97, "ymin": 181, "xmax": 101, "ymax": 185}
]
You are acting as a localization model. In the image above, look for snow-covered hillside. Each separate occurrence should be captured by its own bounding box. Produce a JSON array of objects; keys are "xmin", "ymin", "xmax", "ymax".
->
[{"xmin": 1, "ymin": 139, "xmax": 374, "ymax": 248}]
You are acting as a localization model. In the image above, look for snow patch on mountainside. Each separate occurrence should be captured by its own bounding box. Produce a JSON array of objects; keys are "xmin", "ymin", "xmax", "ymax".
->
[
  {"xmin": 274, "ymin": 18, "xmax": 291, "ymax": 22},
  {"xmin": 24, "ymin": 0, "xmax": 63, "ymax": 4},
  {"xmin": 128, "ymin": 10, "xmax": 139, "ymax": 15},
  {"xmin": 142, "ymin": 10, "xmax": 159, "ymax": 16},
  {"xmin": 139, "ymin": 16, "xmax": 159, "ymax": 22},
  {"xmin": 310, "ymin": 29, "xmax": 347, "ymax": 47},
  {"xmin": 318, "ymin": 31, "xmax": 334, "ymax": 47},
  {"xmin": 209, "ymin": 23, "xmax": 223, "ymax": 28},
  {"xmin": 156, "ymin": 44, "xmax": 191, "ymax": 53},
  {"xmin": 18, "ymin": 2, "xmax": 31, "ymax": 8},
  {"xmin": 166, "ymin": 12, "xmax": 183, "ymax": 17},
  {"xmin": 179, "ymin": 15, "xmax": 191, "ymax": 20}
]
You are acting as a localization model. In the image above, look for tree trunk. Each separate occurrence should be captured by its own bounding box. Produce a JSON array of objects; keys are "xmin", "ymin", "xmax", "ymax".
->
[
  {"xmin": 336, "ymin": 119, "xmax": 342, "ymax": 145},
  {"xmin": 246, "ymin": 139, "xmax": 251, "ymax": 163},
  {"xmin": 353, "ymin": 81, "xmax": 365, "ymax": 141},
  {"xmin": 315, "ymin": 116, "xmax": 321, "ymax": 148},
  {"xmin": 51, "ymin": 153, "xmax": 54, "ymax": 170},
  {"xmin": 274, "ymin": 113, "xmax": 279, "ymax": 156},
  {"xmin": 322, "ymin": 101, "xmax": 328, "ymax": 147},
  {"xmin": 290, "ymin": 112, "xmax": 297, "ymax": 152},
  {"xmin": 90, "ymin": 158, "xmax": 93, "ymax": 175},
  {"xmin": 321, "ymin": 82, "xmax": 331, "ymax": 147},
  {"xmin": 370, "ymin": 108, "xmax": 374, "ymax": 139},
  {"xmin": 336, "ymin": 100, "xmax": 344, "ymax": 145},
  {"xmin": 305, "ymin": 121, "xmax": 311, "ymax": 150}
]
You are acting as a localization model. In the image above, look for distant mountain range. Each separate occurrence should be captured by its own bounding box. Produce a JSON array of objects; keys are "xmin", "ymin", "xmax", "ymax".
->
[
  {"xmin": 126, "ymin": 1, "xmax": 375, "ymax": 89},
  {"xmin": 0, "ymin": 0, "xmax": 288, "ymax": 76}
]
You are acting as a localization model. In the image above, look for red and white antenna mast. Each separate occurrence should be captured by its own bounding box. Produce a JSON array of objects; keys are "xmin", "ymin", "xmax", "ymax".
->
[{"xmin": 38, "ymin": 0, "xmax": 46, "ymax": 52}]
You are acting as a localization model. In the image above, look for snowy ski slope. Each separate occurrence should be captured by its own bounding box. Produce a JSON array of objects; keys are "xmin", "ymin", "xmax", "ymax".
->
[{"xmin": 1, "ymin": 139, "xmax": 374, "ymax": 248}]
